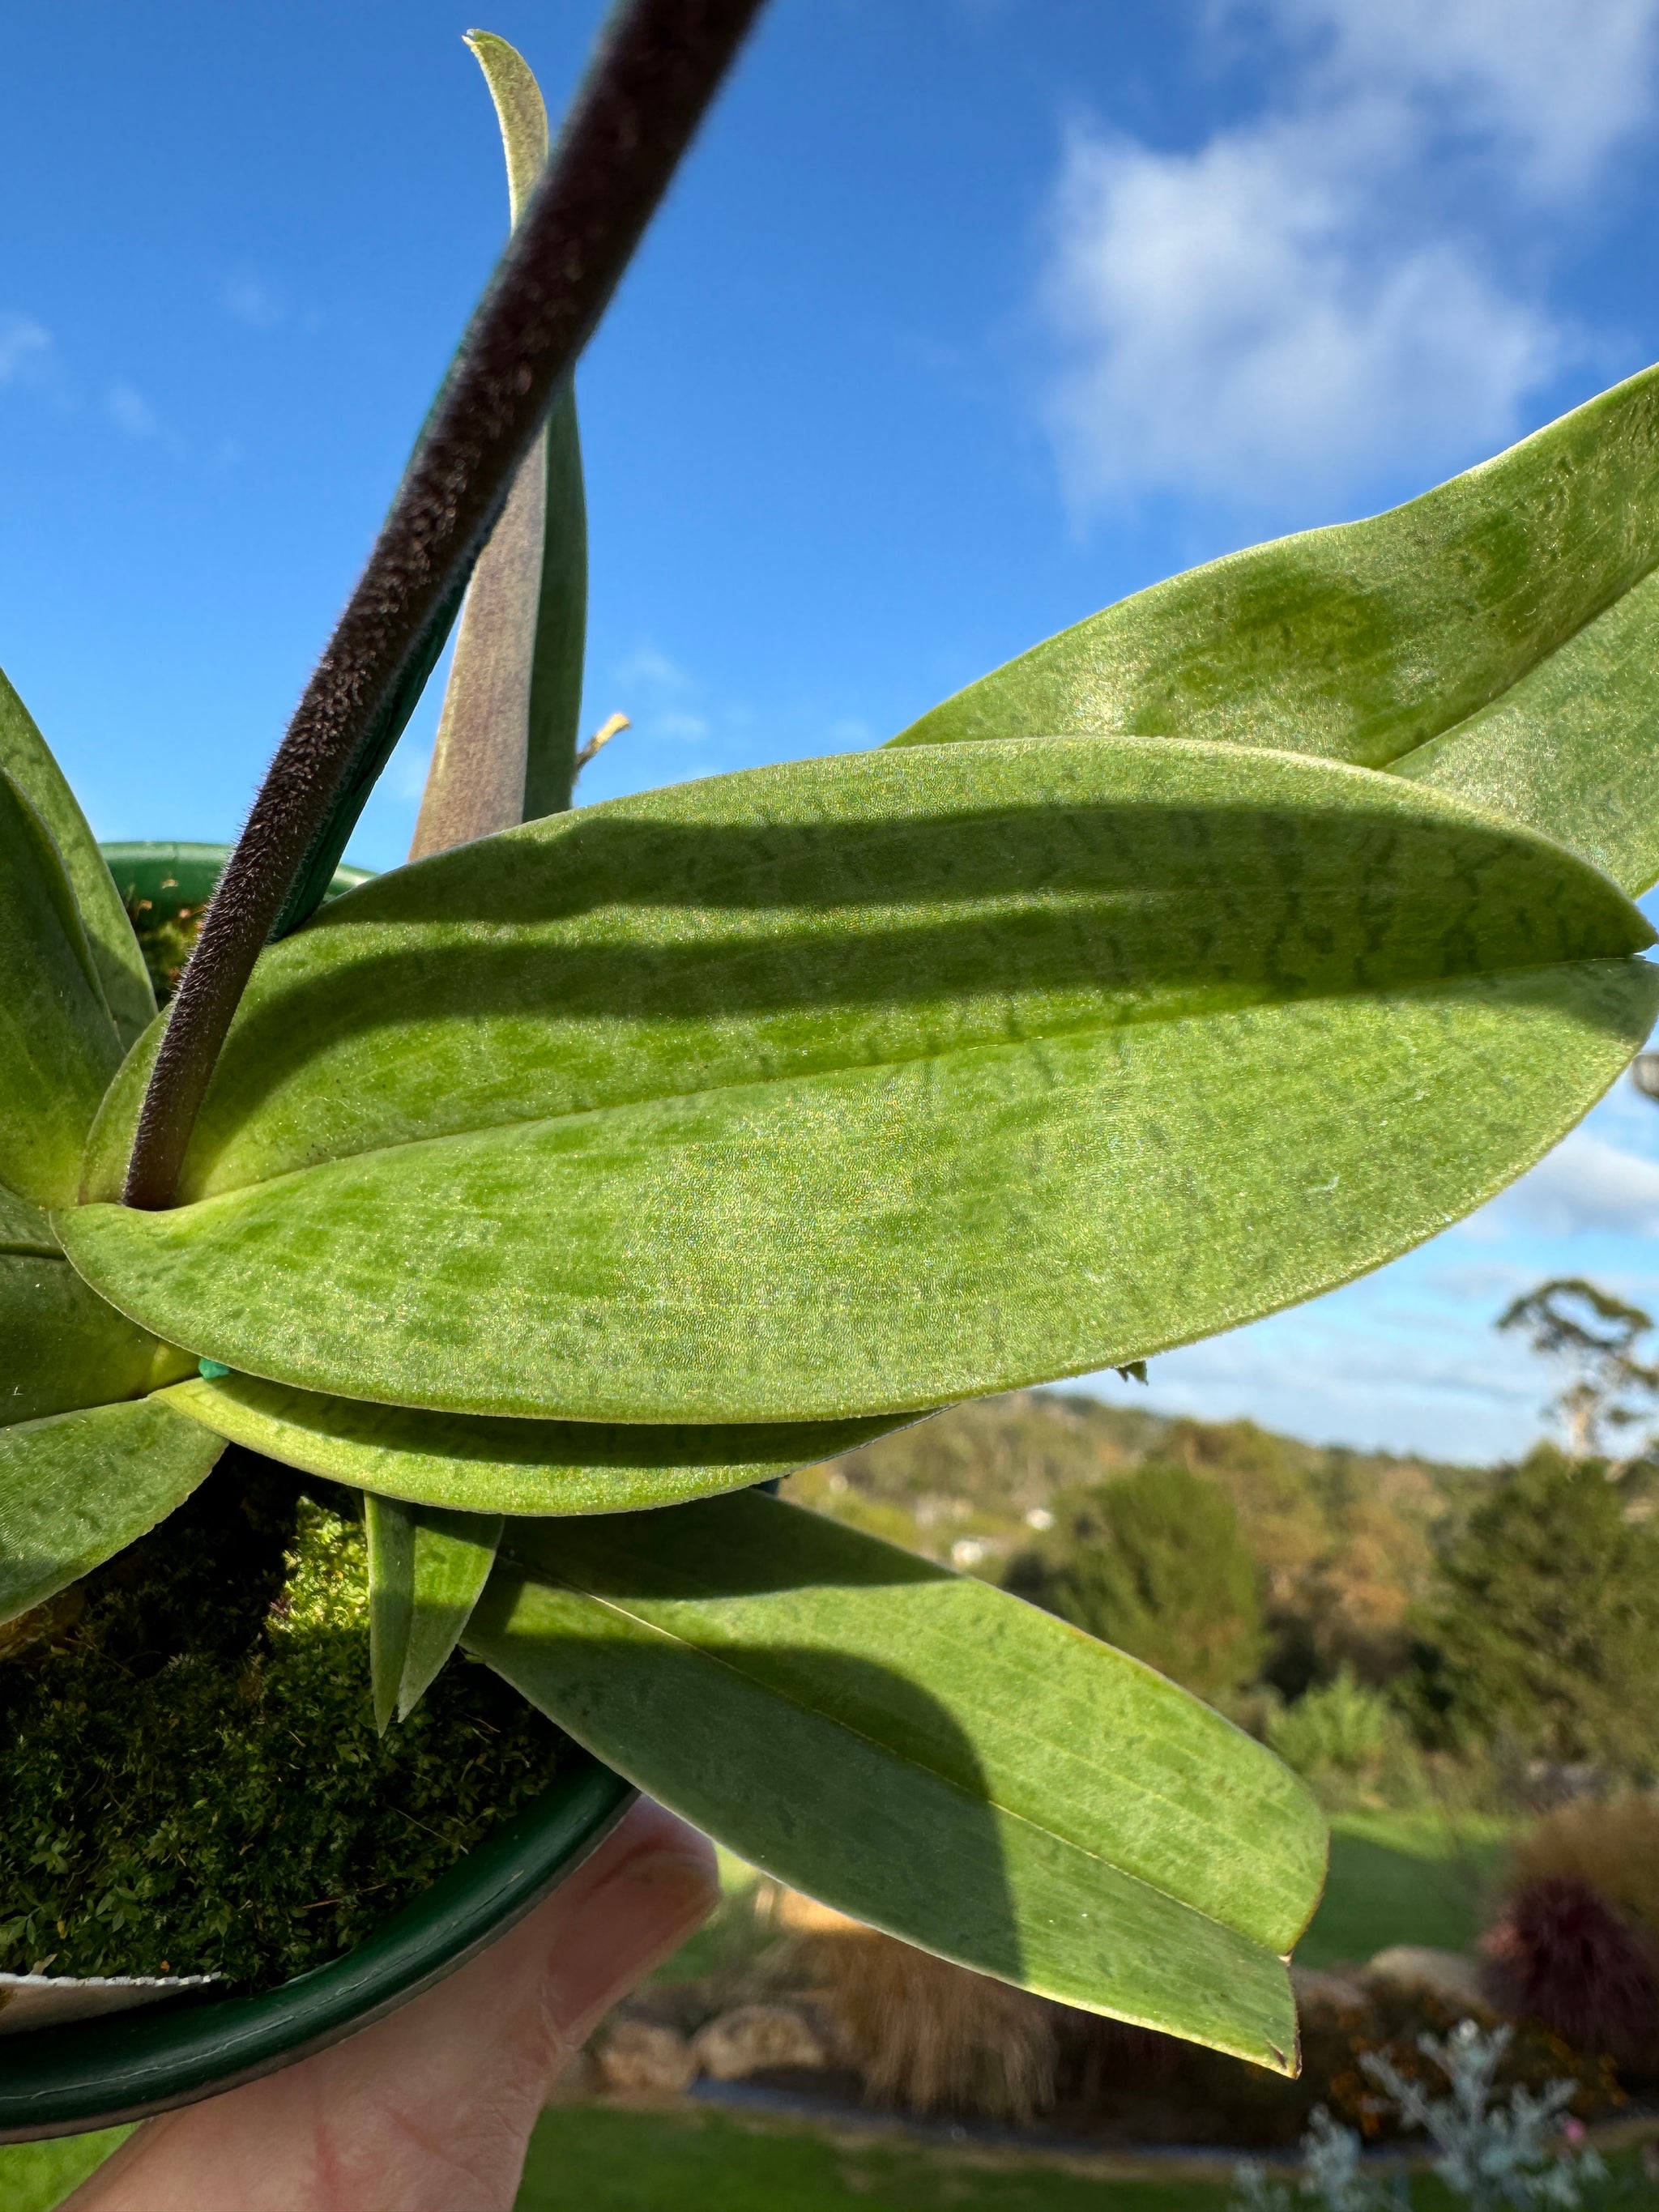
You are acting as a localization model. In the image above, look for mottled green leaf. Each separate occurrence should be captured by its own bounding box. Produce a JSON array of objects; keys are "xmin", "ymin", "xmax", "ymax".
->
[
  {"xmin": 398, "ymin": 1506, "xmax": 502, "ymax": 1721},
  {"xmin": 0, "ymin": 1397, "xmax": 224, "ymax": 1627},
  {"xmin": 408, "ymin": 33, "xmax": 586, "ymax": 852},
  {"xmin": 0, "ymin": 765, "xmax": 124, "ymax": 1208},
  {"xmin": 160, "ymin": 1371, "xmax": 906, "ymax": 1513},
  {"xmin": 58, "ymin": 740, "xmax": 1657, "ymax": 1421},
  {"xmin": 467, "ymin": 1490, "xmax": 1324, "ymax": 2067},
  {"xmin": 0, "ymin": 667, "xmax": 155, "ymax": 1046},
  {"xmin": 2, "ymin": 1199, "xmax": 190, "ymax": 1426},
  {"xmin": 893, "ymin": 364, "xmax": 1659, "ymax": 894}
]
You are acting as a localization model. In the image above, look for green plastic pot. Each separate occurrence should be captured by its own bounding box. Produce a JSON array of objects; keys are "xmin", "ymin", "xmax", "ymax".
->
[
  {"xmin": 0, "ymin": 846, "xmax": 638, "ymax": 2142},
  {"xmin": 100, "ymin": 841, "xmax": 373, "ymax": 920},
  {"xmin": 0, "ymin": 1754, "xmax": 637, "ymax": 2142}
]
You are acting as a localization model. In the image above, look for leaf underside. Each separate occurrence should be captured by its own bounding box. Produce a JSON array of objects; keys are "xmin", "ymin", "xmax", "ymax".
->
[
  {"xmin": 400, "ymin": 1506, "xmax": 502, "ymax": 1720},
  {"xmin": 0, "ymin": 667, "xmax": 154, "ymax": 1047},
  {"xmin": 365, "ymin": 1492, "xmax": 416, "ymax": 1733},
  {"xmin": 0, "ymin": 767, "xmax": 124, "ymax": 1208},
  {"xmin": 58, "ymin": 739, "xmax": 1657, "ymax": 1422},
  {"xmin": 366, "ymin": 1494, "xmax": 503, "ymax": 1726},
  {"xmin": 0, "ymin": 1397, "xmax": 224, "ymax": 1628},
  {"xmin": 467, "ymin": 1490, "xmax": 1324, "ymax": 2069},
  {"xmin": 893, "ymin": 363, "xmax": 1659, "ymax": 894},
  {"xmin": 160, "ymin": 1372, "xmax": 911, "ymax": 1515},
  {"xmin": 2, "ymin": 1210, "xmax": 186, "ymax": 1427}
]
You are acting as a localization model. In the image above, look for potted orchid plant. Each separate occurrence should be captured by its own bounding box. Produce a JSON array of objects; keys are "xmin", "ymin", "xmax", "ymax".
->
[{"xmin": 6, "ymin": 0, "xmax": 1659, "ymax": 2144}]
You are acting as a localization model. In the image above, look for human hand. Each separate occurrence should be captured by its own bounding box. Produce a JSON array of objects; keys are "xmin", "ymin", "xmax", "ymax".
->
[{"xmin": 64, "ymin": 1798, "xmax": 717, "ymax": 2212}]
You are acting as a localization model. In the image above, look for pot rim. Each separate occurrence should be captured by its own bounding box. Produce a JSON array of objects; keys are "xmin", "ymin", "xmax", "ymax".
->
[
  {"xmin": 0, "ymin": 1752, "xmax": 636, "ymax": 2142},
  {"xmin": 100, "ymin": 841, "xmax": 372, "ymax": 919}
]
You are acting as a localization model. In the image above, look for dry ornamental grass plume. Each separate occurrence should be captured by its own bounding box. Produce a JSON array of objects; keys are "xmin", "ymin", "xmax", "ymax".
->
[{"xmin": 798, "ymin": 1921, "xmax": 1060, "ymax": 2125}]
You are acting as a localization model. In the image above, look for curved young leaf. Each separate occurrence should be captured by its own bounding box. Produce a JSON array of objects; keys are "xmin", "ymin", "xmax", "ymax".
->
[
  {"xmin": 0, "ymin": 1397, "xmax": 224, "ymax": 1628},
  {"xmin": 0, "ymin": 667, "xmax": 155, "ymax": 1047},
  {"xmin": 366, "ymin": 1493, "xmax": 497, "ymax": 1728},
  {"xmin": 58, "ymin": 740, "xmax": 1657, "ymax": 1422},
  {"xmin": 893, "ymin": 364, "xmax": 1659, "ymax": 894},
  {"xmin": 365, "ymin": 1492, "xmax": 416, "ymax": 1733},
  {"xmin": 467, "ymin": 32, "xmax": 586, "ymax": 825},
  {"xmin": 407, "ymin": 33, "xmax": 587, "ymax": 853},
  {"xmin": 399, "ymin": 1506, "xmax": 502, "ymax": 1721},
  {"xmin": 160, "ymin": 1371, "xmax": 907, "ymax": 1514},
  {"xmin": 467, "ymin": 1490, "xmax": 1324, "ymax": 2068},
  {"xmin": 0, "ymin": 766, "xmax": 123, "ymax": 1207}
]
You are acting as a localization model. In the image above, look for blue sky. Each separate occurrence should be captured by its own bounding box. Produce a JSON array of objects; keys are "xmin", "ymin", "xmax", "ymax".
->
[{"xmin": 6, "ymin": 0, "xmax": 1659, "ymax": 1461}]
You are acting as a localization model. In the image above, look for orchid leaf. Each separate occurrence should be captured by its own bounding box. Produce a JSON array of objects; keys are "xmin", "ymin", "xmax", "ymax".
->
[
  {"xmin": 893, "ymin": 364, "xmax": 1659, "ymax": 894},
  {"xmin": 408, "ymin": 33, "xmax": 586, "ymax": 854},
  {"xmin": 468, "ymin": 32, "xmax": 586, "ymax": 824},
  {"xmin": 160, "ymin": 1371, "xmax": 906, "ymax": 1514},
  {"xmin": 59, "ymin": 739, "xmax": 1657, "ymax": 1422},
  {"xmin": 3, "ymin": 1203, "xmax": 190, "ymax": 1426},
  {"xmin": 467, "ymin": 1489, "xmax": 1324, "ymax": 2069},
  {"xmin": 365, "ymin": 1492, "xmax": 416, "ymax": 1733},
  {"xmin": 366, "ymin": 1494, "xmax": 497, "ymax": 1725},
  {"xmin": 396, "ymin": 1506, "xmax": 502, "ymax": 1721},
  {"xmin": 0, "ymin": 765, "xmax": 124, "ymax": 1208},
  {"xmin": 0, "ymin": 1397, "xmax": 224, "ymax": 1629},
  {"xmin": 0, "ymin": 667, "xmax": 154, "ymax": 1047}
]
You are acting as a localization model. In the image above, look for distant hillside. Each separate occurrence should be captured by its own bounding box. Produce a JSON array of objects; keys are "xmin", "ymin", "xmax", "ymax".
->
[{"xmin": 782, "ymin": 1389, "xmax": 1485, "ymax": 1693}]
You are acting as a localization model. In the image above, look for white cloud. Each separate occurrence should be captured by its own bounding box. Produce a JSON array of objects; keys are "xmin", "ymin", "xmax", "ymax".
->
[
  {"xmin": 0, "ymin": 313, "xmax": 50, "ymax": 386},
  {"xmin": 614, "ymin": 643, "xmax": 696, "ymax": 694},
  {"xmin": 106, "ymin": 382, "xmax": 159, "ymax": 438},
  {"xmin": 1042, "ymin": 114, "xmax": 1554, "ymax": 509},
  {"xmin": 1069, "ymin": 1295, "xmax": 1546, "ymax": 1460},
  {"xmin": 222, "ymin": 274, "xmax": 288, "ymax": 330},
  {"xmin": 1256, "ymin": 0, "xmax": 1659, "ymax": 198},
  {"xmin": 1035, "ymin": 0, "xmax": 1659, "ymax": 513},
  {"xmin": 1487, "ymin": 1132, "xmax": 1659, "ymax": 1238},
  {"xmin": 654, "ymin": 710, "xmax": 710, "ymax": 741}
]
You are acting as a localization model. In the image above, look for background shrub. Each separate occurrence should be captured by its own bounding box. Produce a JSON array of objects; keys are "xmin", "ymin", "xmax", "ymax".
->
[{"xmin": 1003, "ymin": 1463, "xmax": 1265, "ymax": 1700}]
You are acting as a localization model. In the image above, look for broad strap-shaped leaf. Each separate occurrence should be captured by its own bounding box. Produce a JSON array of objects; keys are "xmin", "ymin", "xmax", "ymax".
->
[
  {"xmin": 3, "ymin": 1196, "xmax": 190, "ymax": 1426},
  {"xmin": 0, "ymin": 766, "xmax": 124, "ymax": 1207},
  {"xmin": 160, "ymin": 1371, "xmax": 908, "ymax": 1514},
  {"xmin": 0, "ymin": 1397, "xmax": 224, "ymax": 1627},
  {"xmin": 408, "ymin": 32, "xmax": 586, "ymax": 854},
  {"xmin": 59, "ymin": 740, "xmax": 1657, "ymax": 1421},
  {"xmin": 365, "ymin": 1493, "xmax": 502, "ymax": 1725},
  {"xmin": 893, "ymin": 364, "xmax": 1659, "ymax": 895},
  {"xmin": 467, "ymin": 1490, "xmax": 1324, "ymax": 2068},
  {"xmin": 0, "ymin": 667, "xmax": 155, "ymax": 1046}
]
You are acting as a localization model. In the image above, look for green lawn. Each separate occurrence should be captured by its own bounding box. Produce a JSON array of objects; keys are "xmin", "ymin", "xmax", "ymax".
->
[
  {"xmin": 3, "ymin": 2101, "xmax": 1645, "ymax": 2210},
  {"xmin": 518, "ymin": 2105, "xmax": 1230, "ymax": 2211},
  {"xmin": 1294, "ymin": 1808, "xmax": 1511, "ymax": 1968},
  {"xmin": 0, "ymin": 2125, "xmax": 130, "ymax": 2211}
]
